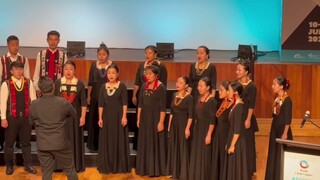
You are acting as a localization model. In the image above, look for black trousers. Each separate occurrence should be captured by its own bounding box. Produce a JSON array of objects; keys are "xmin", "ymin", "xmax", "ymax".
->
[
  {"xmin": 4, "ymin": 116, "xmax": 32, "ymax": 166},
  {"xmin": 0, "ymin": 126, "xmax": 4, "ymax": 147},
  {"xmin": 38, "ymin": 146, "xmax": 78, "ymax": 180}
]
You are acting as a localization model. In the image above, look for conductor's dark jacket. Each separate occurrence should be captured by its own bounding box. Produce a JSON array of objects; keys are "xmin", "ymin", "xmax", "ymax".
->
[{"xmin": 29, "ymin": 94, "xmax": 76, "ymax": 151}]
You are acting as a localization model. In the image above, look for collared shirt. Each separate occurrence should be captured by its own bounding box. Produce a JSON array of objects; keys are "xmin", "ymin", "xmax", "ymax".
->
[
  {"xmin": 0, "ymin": 76, "xmax": 36, "ymax": 120},
  {"xmin": 33, "ymin": 48, "xmax": 68, "ymax": 90},
  {"xmin": 0, "ymin": 52, "xmax": 31, "ymax": 82}
]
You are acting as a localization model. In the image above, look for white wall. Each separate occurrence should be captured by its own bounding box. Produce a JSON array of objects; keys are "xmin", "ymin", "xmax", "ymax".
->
[{"xmin": 0, "ymin": 0, "xmax": 281, "ymax": 50}]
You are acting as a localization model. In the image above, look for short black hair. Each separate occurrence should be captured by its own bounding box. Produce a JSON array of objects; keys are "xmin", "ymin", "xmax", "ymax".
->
[
  {"xmin": 10, "ymin": 60, "xmax": 24, "ymax": 70},
  {"xmin": 237, "ymin": 58, "xmax": 251, "ymax": 75},
  {"xmin": 145, "ymin": 64, "xmax": 160, "ymax": 76},
  {"xmin": 107, "ymin": 63, "xmax": 119, "ymax": 73},
  {"xmin": 198, "ymin": 45, "xmax": 210, "ymax": 59},
  {"xmin": 38, "ymin": 77, "xmax": 54, "ymax": 93},
  {"xmin": 47, "ymin": 30, "xmax": 60, "ymax": 39},
  {"xmin": 7, "ymin": 35, "xmax": 19, "ymax": 44},
  {"xmin": 145, "ymin": 45, "xmax": 158, "ymax": 54},
  {"xmin": 179, "ymin": 76, "xmax": 189, "ymax": 85},
  {"xmin": 63, "ymin": 60, "xmax": 76, "ymax": 70},
  {"xmin": 199, "ymin": 77, "xmax": 212, "ymax": 92}
]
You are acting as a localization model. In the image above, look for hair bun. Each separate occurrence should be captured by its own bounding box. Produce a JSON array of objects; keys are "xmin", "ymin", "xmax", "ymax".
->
[{"xmin": 100, "ymin": 42, "xmax": 107, "ymax": 48}]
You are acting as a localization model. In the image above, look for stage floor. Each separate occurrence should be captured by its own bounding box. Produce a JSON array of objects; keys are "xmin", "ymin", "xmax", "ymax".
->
[
  {"xmin": 0, "ymin": 46, "xmax": 280, "ymax": 63},
  {"xmin": 0, "ymin": 136, "xmax": 319, "ymax": 180}
]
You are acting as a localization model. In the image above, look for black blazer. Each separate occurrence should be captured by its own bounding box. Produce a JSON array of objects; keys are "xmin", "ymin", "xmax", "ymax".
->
[{"xmin": 29, "ymin": 94, "xmax": 77, "ymax": 151}]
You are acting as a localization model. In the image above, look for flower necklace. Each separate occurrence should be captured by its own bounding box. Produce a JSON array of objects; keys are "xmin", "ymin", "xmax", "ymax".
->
[
  {"xmin": 60, "ymin": 77, "xmax": 78, "ymax": 103},
  {"xmin": 174, "ymin": 91, "xmax": 188, "ymax": 106},
  {"xmin": 97, "ymin": 60, "xmax": 112, "ymax": 78},
  {"xmin": 106, "ymin": 81, "xmax": 119, "ymax": 96},
  {"xmin": 273, "ymin": 92, "xmax": 288, "ymax": 115},
  {"xmin": 12, "ymin": 77, "xmax": 24, "ymax": 92},
  {"xmin": 195, "ymin": 61, "xmax": 209, "ymax": 75}
]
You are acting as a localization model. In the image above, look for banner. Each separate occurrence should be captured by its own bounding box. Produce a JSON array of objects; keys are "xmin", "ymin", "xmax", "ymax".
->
[
  {"xmin": 282, "ymin": 0, "xmax": 320, "ymax": 62},
  {"xmin": 284, "ymin": 152, "xmax": 320, "ymax": 180}
]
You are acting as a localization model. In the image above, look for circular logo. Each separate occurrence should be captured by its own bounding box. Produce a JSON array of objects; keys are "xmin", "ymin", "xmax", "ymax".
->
[{"xmin": 300, "ymin": 160, "xmax": 309, "ymax": 169}]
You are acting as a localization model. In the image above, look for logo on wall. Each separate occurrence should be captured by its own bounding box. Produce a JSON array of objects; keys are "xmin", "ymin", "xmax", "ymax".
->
[{"xmin": 299, "ymin": 160, "xmax": 309, "ymax": 169}]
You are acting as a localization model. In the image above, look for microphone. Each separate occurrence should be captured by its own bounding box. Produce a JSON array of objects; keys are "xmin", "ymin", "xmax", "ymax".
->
[{"xmin": 300, "ymin": 111, "xmax": 310, "ymax": 128}]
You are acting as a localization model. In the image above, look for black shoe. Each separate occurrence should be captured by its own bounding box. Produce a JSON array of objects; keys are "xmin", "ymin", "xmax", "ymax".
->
[
  {"xmin": 6, "ymin": 165, "xmax": 14, "ymax": 175},
  {"xmin": 0, "ymin": 144, "xmax": 3, "ymax": 151},
  {"xmin": 53, "ymin": 169, "xmax": 63, "ymax": 172},
  {"xmin": 25, "ymin": 166, "xmax": 37, "ymax": 174}
]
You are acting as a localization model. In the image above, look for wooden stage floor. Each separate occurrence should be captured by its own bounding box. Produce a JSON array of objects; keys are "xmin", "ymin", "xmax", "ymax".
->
[{"xmin": 0, "ymin": 136, "xmax": 319, "ymax": 180}]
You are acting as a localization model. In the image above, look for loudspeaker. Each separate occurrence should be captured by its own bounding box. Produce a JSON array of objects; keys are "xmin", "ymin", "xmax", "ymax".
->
[
  {"xmin": 67, "ymin": 41, "xmax": 86, "ymax": 58},
  {"xmin": 238, "ymin": 44, "xmax": 257, "ymax": 60},
  {"xmin": 156, "ymin": 43, "xmax": 174, "ymax": 59}
]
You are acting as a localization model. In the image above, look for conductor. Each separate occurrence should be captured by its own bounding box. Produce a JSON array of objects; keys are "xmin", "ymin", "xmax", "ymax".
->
[{"xmin": 29, "ymin": 77, "xmax": 78, "ymax": 180}]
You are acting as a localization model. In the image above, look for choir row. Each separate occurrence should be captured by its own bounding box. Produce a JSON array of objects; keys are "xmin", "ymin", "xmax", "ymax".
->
[{"xmin": 0, "ymin": 31, "xmax": 292, "ymax": 180}]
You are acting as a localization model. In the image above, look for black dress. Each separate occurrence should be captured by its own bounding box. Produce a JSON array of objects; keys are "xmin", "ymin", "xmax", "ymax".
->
[
  {"xmin": 87, "ymin": 61, "xmax": 110, "ymax": 150},
  {"xmin": 241, "ymin": 81, "xmax": 259, "ymax": 175},
  {"xmin": 166, "ymin": 93, "xmax": 193, "ymax": 180},
  {"xmin": 265, "ymin": 97, "xmax": 293, "ymax": 180},
  {"xmin": 189, "ymin": 97, "xmax": 217, "ymax": 180},
  {"xmin": 135, "ymin": 83, "xmax": 166, "ymax": 176},
  {"xmin": 132, "ymin": 61, "xmax": 167, "ymax": 150},
  {"xmin": 54, "ymin": 79, "xmax": 87, "ymax": 172},
  {"xmin": 97, "ymin": 82, "xmax": 130, "ymax": 174},
  {"xmin": 210, "ymin": 106, "xmax": 231, "ymax": 180},
  {"xmin": 188, "ymin": 62, "xmax": 217, "ymax": 101},
  {"xmin": 223, "ymin": 103, "xmax": 248, "ymax": 180}
]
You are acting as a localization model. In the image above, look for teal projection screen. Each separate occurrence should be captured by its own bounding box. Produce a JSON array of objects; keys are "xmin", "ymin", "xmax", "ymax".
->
[{"xmin": 0, "ymin": 0, "xmax": 281, "ymax": 51}]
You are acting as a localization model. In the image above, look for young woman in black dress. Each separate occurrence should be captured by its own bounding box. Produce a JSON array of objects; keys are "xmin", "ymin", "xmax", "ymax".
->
[
  {"xmin": 188, "ymin": 46, "xmax": 217, "ymax": 101},
  {"xmin": 166, "ymin": 76, "xmax": 193, "ymax": 180},
  {"xmin": 132, "ymin": 45, "xmax": 168, "ymax": 150},
  {"xmin": 87, "ymin": 43, "xmax": 113, "ymax": 151},
  {"xmin": 236, "ymin": 59, "xmax": 258, "ymax": 176},
  {"xmin": 210, "ymin": 81, "xmax": 232, "ymax": 180},
  {"xmin": 132, "ymin": 45, "xmax": 168, "ymax": 105},
  {"xmin": 189, "ymin": 77, "xmax": 217, "ymax": 180},
  {"xmin": 97, "ymin": 64, "xmax": 130, "ymax": 174},
  {"xmin": 135, "ymin": 64, "xmax": 166, "ymax": 177},
  {"xmin": 223, "ymin": 81, "xmax": 248, "ymax": 180},
  {"xmin": 265, "ymin": 76, "xmax": 292, "ymax": 180},
  {"xmin": 54, "ymin": 60, "xmax": 87, "ymax": 172}
]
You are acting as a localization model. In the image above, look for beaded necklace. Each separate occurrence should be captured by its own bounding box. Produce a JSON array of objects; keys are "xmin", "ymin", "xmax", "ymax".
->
[
  {"xmin": 195, "ymin": 61, "xmax": 209, "ymax": 75},
  {"xmin": 273, "ymin": 92, "xmax": 288, "ymax": 115}
]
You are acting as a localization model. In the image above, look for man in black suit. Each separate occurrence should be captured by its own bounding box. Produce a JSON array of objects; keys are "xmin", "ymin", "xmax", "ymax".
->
[{"xmin": 29, "ymin": 77, "xmax": 78, "ymax": 180}]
